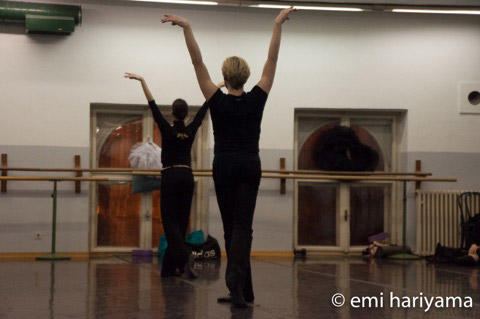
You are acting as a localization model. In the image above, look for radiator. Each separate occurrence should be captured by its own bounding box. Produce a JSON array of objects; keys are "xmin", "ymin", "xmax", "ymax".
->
[{"xmin": 415, "ymin": 190, "xmax": 480, "ymax": 256}]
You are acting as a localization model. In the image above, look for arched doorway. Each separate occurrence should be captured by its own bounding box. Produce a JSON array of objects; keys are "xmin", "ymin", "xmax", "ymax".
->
[
  {"xmin": 294, "ymin": 111, "xmax": 400, "ymax": 252},
  {"xmin": 97, "ymin": 118, "xmax": 144, "ymax": 247},
  {"xmin": 91, "ymin": 104, "xmax": 209, "ymax": 252}
]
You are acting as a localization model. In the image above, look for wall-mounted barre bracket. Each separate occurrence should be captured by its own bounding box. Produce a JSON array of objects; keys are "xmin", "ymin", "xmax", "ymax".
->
[
  {"xmin": 74, "ymin": 155, "xmax": 82, "ymax": 193},
  {"xmin": 1, "ymin": 153, "xmax": 7, "ymax": 193},
  {"xmin": 280, "ymin": 157, "xmax": 286, "ymax": 195},
  {"xmin": 415, "ymin": 160, "xmax": 422, "ymax": 191}
]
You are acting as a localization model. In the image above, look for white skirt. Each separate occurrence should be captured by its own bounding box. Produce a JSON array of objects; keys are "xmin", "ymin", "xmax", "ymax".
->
[{"xmin": 128, "ymin": 142, "xmax": 162, "ymax": 169}]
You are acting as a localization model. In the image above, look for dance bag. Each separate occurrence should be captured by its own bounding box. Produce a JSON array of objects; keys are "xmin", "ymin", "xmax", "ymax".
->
[
  {"xmin": 187, "ymin": 235, "xmax": 221, "ymax": 261},
  {"xmin": 131, "ymin": 175, "xmax": 162, "ymax": 194},
  {"xmin": 462, "ymin": 214, "xmax": 480, "ymax": 249}
]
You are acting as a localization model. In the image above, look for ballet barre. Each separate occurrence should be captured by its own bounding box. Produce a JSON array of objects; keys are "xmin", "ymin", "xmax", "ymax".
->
[
  {"xmin": 0, "ymin": 172, "xmax": 456, "ymax": 261},
  {"xmin": 1, "ymin": 167, "xmax": 432, "ymax": 176},
  {"xmin": 0, "ymin": 176, "xmax": 109, "ymax": 261},
  {"xmin": 131, "ymin": 170, "xmax": 452, "ymax": 182},
  {"xmin": 0, "ymin": 176, "xmax": 109, "ymax": 181},
  {"xmin": 0, "ymin": 165, "xmax": 434, "ymax": 194}
]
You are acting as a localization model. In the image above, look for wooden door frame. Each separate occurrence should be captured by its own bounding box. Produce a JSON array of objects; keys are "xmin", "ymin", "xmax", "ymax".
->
[
  {"xmin": 89, "ymin": 103, "xmax": 209, "ymax": 253},
  {"xmin": 293, "ymin": 108, "xmax": 406, "ymax": 253}
]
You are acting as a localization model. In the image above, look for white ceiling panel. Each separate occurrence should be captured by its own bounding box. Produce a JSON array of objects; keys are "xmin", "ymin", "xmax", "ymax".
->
[{"xmin": 282, "ymin": 0, "xmax": 480, "ymax": 6}]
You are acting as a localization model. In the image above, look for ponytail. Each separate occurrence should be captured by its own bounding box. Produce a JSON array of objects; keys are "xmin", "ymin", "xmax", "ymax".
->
[
  {"xmin": 173, "ymin": 120, "xmax": 189, "ymax": 140},
  {"xmin": 171, "ymin": 98, "xmax": 189, "ymax": 140}
]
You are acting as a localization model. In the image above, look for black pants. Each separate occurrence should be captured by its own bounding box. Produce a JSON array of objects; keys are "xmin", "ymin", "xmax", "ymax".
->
[
  {"xmin": 430, "ymin": 244, "xmax": 480, "ymax": 266},
  {"xmin": 213, "ymin": 153, "xmax": 261, "ymax": 300},
  {"xmin": 160, "ymin": 167, "xmax": 194, "ymax": 276}
]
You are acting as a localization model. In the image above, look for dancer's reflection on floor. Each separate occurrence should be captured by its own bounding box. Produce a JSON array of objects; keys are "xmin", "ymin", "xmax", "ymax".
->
[
  {"xmin": 160, "ymin": 278, "xmax": 196, "ymax": 319},
  {"xmin": 469, "ymin": 268, "xmax": 478, "ymax": 290},
  {"xmin": 192, "ymin": 259, "xmax": 221, "ymax": 282},
  {"xmin": 230, "ymin": 303, "xmax": 253, "ymax": 319},
  {"xmin": 158, "ymin": 259, "xmax": 222, "ymax": 318}
]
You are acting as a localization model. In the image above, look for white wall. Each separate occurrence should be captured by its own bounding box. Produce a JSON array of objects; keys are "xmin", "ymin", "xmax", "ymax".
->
[
  {"xmin": 1, "ymin": 0, "xmax": 480, "ymax": 252},
  {"xmin": 2, "ymin": 1, "xmax": 480, "ymax": 151}
]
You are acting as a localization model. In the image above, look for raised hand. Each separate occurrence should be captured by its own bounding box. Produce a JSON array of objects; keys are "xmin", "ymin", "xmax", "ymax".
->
[
  {"xmin": 161, "ymin": 14, "xmax": 189, "ymax": 28},
  {"xmin": 274, "ymin": 7, "xmax": 296, "ymax": 25},
  {"xmin": 124, "ymin": 72, "xmax": 144, "ymax": 81},
  {"xmin": 124, "ymin": 73, "xmax": 154, "ymax": 101}
]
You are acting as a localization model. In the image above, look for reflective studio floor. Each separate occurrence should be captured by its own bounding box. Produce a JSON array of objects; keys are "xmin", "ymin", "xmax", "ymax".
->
[{"xmin": 1, "ymin": 256, "xmax": 479, "ymax": 319}]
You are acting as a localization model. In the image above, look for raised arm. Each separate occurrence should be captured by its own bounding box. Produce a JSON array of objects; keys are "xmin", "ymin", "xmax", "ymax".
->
[
  {"xmin": 124, "ymin": 72, "xmax": 154, "ymax": 102},
  {"xmin": 124, "ymin": 72, "xmax": 170, "ymax": 130},
  {"xmin": 162, "ymin": 15, "xmax": 218, "ymax": 101},
  {"xmin": 257, "ymin": 8, "xmax": 296, "ymax": 94},
  {"xmin": 188, "ymin": 101, "xmax": 209, "ymax": 135}
]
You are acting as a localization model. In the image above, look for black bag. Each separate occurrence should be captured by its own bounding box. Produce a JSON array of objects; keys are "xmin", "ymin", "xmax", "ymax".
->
[
  {"xmin": 187, "ymin": 235, "xmax": 221, "ymax": 260},
  {"xmin": 462, "ymin": 214, "xmax": 480, "ymax": 249},
  {"xmin": 458, "ymin": 192, "xmax": 480, "ymax": 249}
]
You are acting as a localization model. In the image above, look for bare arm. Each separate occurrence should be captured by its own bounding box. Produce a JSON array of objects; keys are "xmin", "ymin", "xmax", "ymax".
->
[
  {"xmin": 124, "ymin": 72, "xmax": 154, "ymax": 102},
  {"xmin": 162, "ymin": 15, "xmax": 218, "ymax": 101},
  {"xmin": 257, "ymin": 8, "xmax": 296, "ymax": 94}
]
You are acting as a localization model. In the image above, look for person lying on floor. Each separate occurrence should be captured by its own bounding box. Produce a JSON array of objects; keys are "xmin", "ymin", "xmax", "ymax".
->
[
  {"xmin": 363, "ymin": 242, "xmax": 413, "ymax": 259},
  {"xmin": 427, "ymin": 243, "xmax": 480, "ymax": 266}
]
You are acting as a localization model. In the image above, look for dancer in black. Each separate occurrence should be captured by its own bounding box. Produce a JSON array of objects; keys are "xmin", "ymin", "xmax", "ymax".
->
[
  {"xmin": 124, "ymin": 72, "xmax": 208, "ymax": 278},
  {"xmin": 428, "ymin": 243, "xmax": 480, "ymax": 266},
  {"xmin": 162, "ymin": 8, "xmax": 295, "ymax": 307}
]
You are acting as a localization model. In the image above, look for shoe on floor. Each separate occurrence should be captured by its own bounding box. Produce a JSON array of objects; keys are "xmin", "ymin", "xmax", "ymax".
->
[{"xmin": 217, "ymin": 294, "xmax": 254, "ymax": 304}]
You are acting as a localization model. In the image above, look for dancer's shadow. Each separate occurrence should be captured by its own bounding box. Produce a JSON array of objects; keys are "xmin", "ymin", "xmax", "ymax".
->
[{"xmin": 160, "ymin": 277, "xmax": 197, "ymax": 319}]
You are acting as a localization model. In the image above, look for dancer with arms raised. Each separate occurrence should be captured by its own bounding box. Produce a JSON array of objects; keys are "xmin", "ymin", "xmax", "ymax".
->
[
  {"xmin": 124, "ymin": 72, "xmax": 209, "ymax": 278},
  {"xmin": 162, "ymin": 7, "xmax": 295, "ymax": 307}
]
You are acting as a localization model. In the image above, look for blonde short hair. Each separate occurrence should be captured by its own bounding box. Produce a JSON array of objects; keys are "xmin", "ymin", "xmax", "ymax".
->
[{"xmin": 222, "ymin": 56, "xmax": 250, "ymax": 90}]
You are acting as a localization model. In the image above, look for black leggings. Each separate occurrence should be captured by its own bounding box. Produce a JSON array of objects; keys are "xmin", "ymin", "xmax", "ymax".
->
[
  {"xmin": 160, "ymin": 167, "xmax": 194, "ymax": 276},
  {"xmin": 213, "ymin": 153, "xmax": 261, "ymax": 300}
]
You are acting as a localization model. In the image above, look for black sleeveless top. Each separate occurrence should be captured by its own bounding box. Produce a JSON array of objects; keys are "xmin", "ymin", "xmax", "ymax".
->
[{"xmin": 148, "ymin": 100, "xmax": 208, "ymax": 167}]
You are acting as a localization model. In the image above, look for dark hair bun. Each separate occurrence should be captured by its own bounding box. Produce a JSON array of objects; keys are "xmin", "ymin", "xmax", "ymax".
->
[{"xmin": 172, "ymin": 98, "xmax": 188, "ymax": 121}]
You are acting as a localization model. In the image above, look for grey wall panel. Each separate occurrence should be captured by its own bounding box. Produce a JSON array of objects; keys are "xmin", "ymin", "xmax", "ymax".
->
[
  {"xmin": 0, "ymin": 145, "xmax": 90, "ymax": 252},
  {"xmin": 405, "ymin": 152, "xmax": 480, "ymax": 190}
]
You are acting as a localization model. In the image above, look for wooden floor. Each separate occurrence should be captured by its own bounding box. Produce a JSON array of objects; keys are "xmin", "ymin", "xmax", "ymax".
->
[{"xmin": 0, "ymin": 256, "xmax": 479, "ymax": 318}]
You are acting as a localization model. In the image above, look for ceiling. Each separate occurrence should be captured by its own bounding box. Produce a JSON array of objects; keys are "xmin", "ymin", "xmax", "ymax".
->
[
  {"xmin": 283, "ymin": 0, "xmax": 480, "ymax": 6},
  {"xmin": 116, "ymin": 0, "xmax": 480, "ymax": 8}
]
